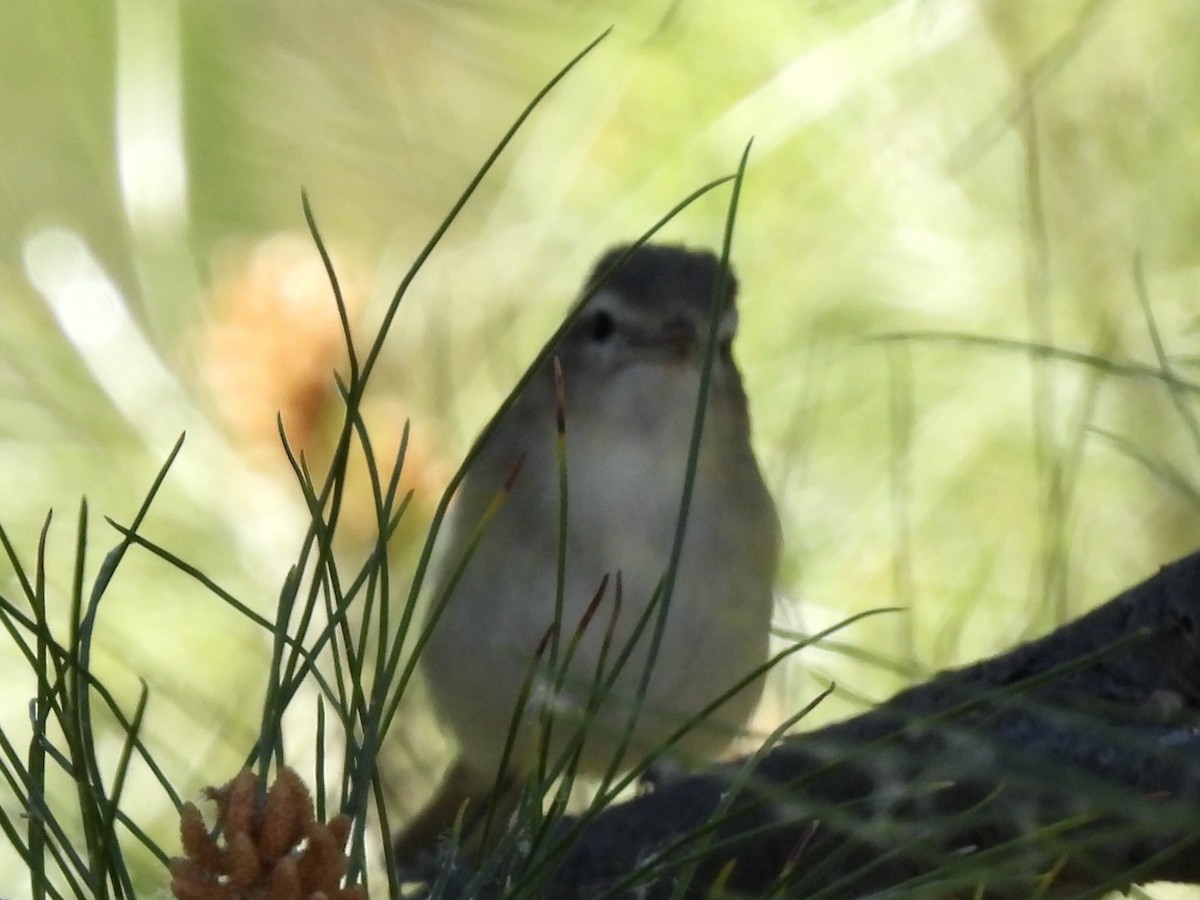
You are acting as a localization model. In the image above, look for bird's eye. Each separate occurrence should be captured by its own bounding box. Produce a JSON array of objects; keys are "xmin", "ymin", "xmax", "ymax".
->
[{"xmin": 589, "ymin": 310, "xmax": 616, "ymax": 343}]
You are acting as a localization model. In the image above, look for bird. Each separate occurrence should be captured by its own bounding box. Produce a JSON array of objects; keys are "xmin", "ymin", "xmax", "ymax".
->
[{"xmin": 393, "ymin": 242, "xmax": 780, "ymax": 870}]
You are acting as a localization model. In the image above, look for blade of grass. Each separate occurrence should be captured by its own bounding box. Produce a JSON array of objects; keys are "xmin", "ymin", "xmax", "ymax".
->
[
  {"xmin": 29, "ymin": 510, "xmax": 54, "ymax": 900},
  {"xmin": 869, "ymin": 331, "xmax": 1200, "ymax": 396},
  {"xmin": 96, "ymin": 681, "xmax": 149, "ymax": 899},
  {"xmin": 1132, "ymin": 253, "xmax": 1200, "ymax": 451}
]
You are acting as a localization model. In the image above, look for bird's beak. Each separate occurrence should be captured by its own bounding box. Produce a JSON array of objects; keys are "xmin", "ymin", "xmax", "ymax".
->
[{"xmin": 633, "ymin": 317, "xmax": 696, "ymax": 356}]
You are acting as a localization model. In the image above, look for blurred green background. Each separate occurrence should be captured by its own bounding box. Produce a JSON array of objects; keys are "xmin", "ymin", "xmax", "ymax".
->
[{"xmin": 3, "ymin": 0, "xmax": 1200, "ymax": 895}]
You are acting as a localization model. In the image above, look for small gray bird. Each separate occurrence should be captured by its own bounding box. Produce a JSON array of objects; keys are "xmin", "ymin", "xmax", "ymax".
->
[{"xmin": 394, "ymin": 243, "xmax": 780, "ymax": 868}]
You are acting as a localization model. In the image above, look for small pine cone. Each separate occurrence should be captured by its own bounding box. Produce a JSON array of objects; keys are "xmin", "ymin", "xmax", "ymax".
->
[
  {"xmin": 217, "ymin": 770, "xmax": 262, "ymax": 841},
  {"xmin": 178, "ymin": 802, "xmax": 224, "ymax": 873},
  {"xmin": 267, "ymin": 855, "xmax": 302, "ymax": 900},
  {"xmin": 294, "ymin": 820, "xmax": 347, "ymax": 890},
  {"xmin": 261, "ymin": 765, "xmax": 314, "ymax": 860},
  {"xmin": 226, "ymin": 829, "xmax": 263, "ymax": 887},
  {"xmin": 326, "ymin": 814, "xmax": 352, "ymax": 850}
]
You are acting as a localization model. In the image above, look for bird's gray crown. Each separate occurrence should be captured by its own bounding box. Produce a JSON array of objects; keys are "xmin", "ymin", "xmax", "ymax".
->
[{"xmin": 583, "ymin": 244, "xmax": 739, "ymax": 317}]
